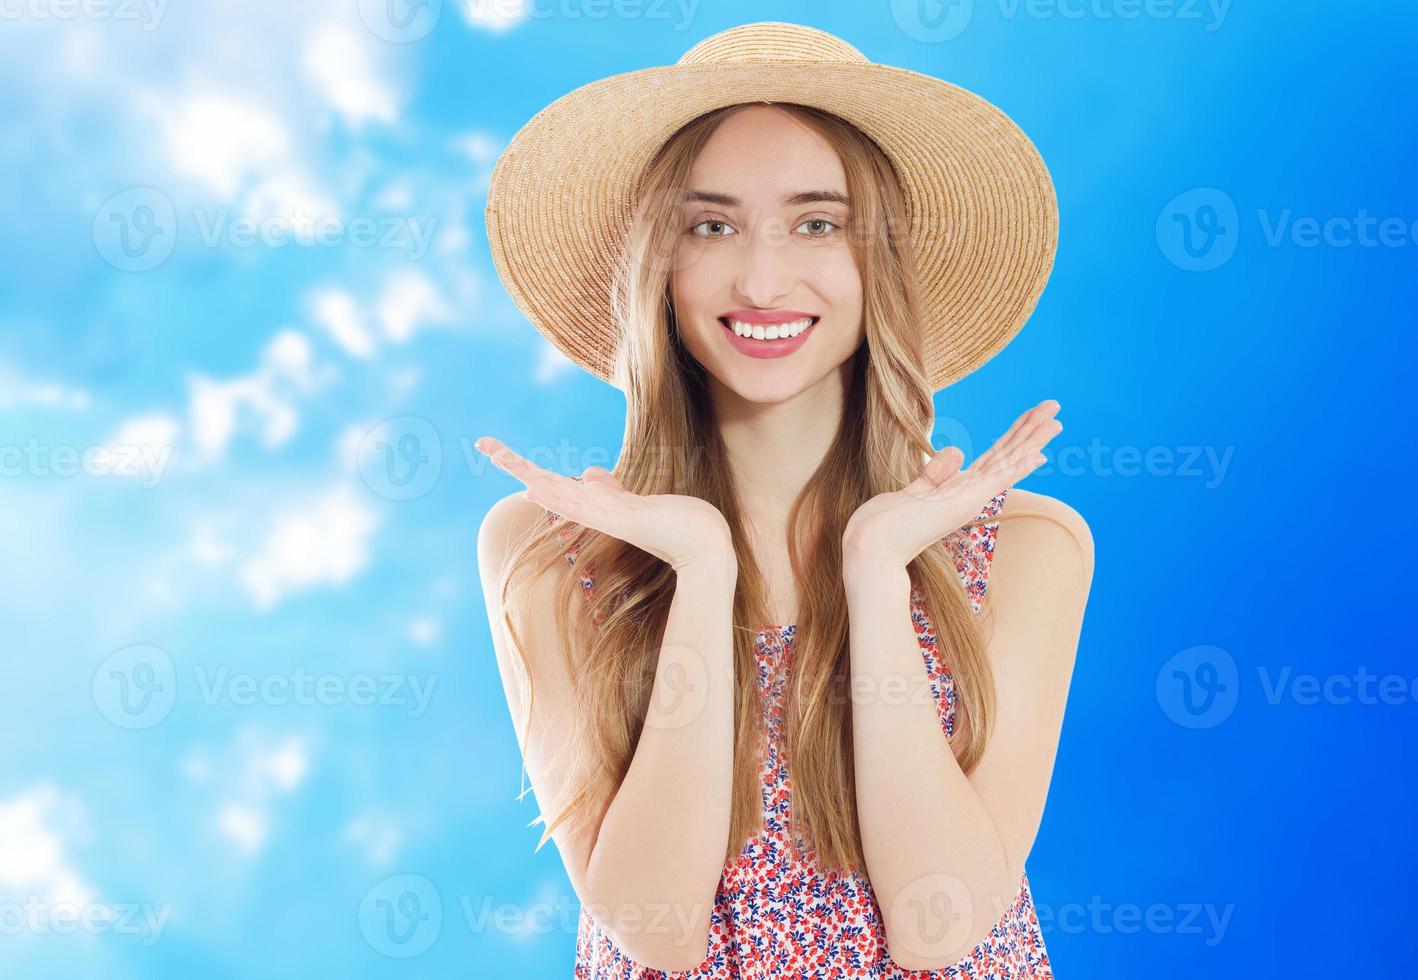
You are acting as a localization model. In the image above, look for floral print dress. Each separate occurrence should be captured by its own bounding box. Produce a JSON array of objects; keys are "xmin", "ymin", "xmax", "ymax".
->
[{"xmin": 549, "ymin": 485, "xmax": 1052, "ymax": 978}]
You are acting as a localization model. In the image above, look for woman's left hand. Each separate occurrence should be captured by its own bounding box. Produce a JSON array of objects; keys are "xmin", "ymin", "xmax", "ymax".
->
[{"xmin": 841, "ymin": 399, "xmax": 1063, "ymax": 569}]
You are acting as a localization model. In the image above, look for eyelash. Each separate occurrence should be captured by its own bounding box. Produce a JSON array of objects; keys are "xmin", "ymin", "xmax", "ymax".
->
[{"xmin": 687, "ymin": 217, "xmax": 841, "ymax": 239}]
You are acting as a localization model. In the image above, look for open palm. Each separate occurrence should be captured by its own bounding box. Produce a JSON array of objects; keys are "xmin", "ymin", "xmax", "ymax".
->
[
  {"xmin": 841, "ymin": 399, "xmax": 1063, "ymax": 567},
  {"xmin": 475, "ymin": 436, "xmax": 733, "ymax": 572}
]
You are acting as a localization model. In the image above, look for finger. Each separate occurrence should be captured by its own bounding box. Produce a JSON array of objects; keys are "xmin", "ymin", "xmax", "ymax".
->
[
  {"xmin": 581, "ymin": 466, "xmax": 625, "ymax": 491},
  {"xmin": 903, "ymin": 445, "xmax": 963, "ymax": 495},
  {"xmin": 974, "ymin": 400, "xmax": 1059, "ymax": 480},
  {"xmin": 990, "ymin": 414, "xmax": 1062, "ymax": 481},
  {"xmin": 922, "ymin": 446, "xmax": 965, "ymax": 485},
  {"xmin": 475, "ymin": 436, "xmax": 587, "ymax": 501}
]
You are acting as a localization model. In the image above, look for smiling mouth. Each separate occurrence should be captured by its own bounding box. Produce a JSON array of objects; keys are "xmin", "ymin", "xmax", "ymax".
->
[{"xmin": 717, "ymin": 316, "xmax": 819, "ymax": 341}]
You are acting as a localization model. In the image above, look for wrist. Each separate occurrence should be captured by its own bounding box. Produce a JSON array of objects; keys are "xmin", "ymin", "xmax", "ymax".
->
[
  {"xmin": 672, "ymin": 550, "xmax": 738, "ymax": 586},
  {"xmin": 841, "ymin": 525, "xmax": 906, "ymax": 576},
  {"xmin": 841, "ymin": 552, "xmax": 910, "ymax": 598}
]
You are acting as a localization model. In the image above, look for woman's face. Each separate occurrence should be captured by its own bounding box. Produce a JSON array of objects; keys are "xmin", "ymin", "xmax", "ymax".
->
[{"xmin": 670, "ymin": 106, "xmax": 865, "ymax": 405}]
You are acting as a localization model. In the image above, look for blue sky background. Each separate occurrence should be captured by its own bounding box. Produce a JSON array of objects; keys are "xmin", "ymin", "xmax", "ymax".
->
[{"xmin": 1, "ymin": 1, "xmax": 1414, "ymax": 977}]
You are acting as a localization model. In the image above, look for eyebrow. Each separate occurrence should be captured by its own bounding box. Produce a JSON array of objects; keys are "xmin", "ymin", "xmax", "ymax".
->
[{"xmin": 683, "ymin": 189, "xmax": 850, "ymax": 208}]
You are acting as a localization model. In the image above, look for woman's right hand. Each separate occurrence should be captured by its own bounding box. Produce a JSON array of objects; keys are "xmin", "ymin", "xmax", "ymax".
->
[{"xmin": 474, "ymin": 436, "xmax": 735, "ymax": 573}]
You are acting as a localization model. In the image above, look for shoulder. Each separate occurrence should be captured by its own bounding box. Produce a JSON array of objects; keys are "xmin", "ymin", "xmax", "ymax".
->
[
  {"xmin": 989, "ymin": 487, "xmax": 1094, "ymax": 610},
  {"xmin": 996, "ymin": 487, "xmax": 1094, "ymax": 571},
  {"xmin": 476, "ymin": 491, "xmax": 549, "ymax": 592}
]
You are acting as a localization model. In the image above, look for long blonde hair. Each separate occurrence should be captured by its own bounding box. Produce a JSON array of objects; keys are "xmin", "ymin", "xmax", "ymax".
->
[{"xmin": 494, "ymin": 102, "xmax": 1025, "ymax": 874}]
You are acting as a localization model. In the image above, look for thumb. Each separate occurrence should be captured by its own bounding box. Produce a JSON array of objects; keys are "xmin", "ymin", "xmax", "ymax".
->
[
  {"xmin": 581, "ymin": 466, "xmax": 624, "ymax": 491},
  {"xmin": 921, "ymin": 446, "xmax": 965, "ymax": 485}
]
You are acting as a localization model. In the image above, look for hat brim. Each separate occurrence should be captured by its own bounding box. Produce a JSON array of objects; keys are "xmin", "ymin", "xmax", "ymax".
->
[{"xmin": 485, "ymin": 61, "xmax": 1057, "ymax": 393}]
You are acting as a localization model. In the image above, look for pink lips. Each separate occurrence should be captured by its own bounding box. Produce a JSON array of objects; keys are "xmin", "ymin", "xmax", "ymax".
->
[{"xmin": 719, "ymin": 316, "xmax": 818, "ymax": 360}]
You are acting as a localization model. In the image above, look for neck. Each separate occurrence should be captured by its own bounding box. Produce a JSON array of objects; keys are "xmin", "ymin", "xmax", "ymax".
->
[{"xmin": 708, "ymin": 363, "xmax": 852, "ymax": 534}]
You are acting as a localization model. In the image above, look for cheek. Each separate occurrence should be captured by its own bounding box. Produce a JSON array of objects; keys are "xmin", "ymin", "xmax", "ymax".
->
[{"xmin": 813, "ymin": 252, "xmax": 864, "ymax": 334}]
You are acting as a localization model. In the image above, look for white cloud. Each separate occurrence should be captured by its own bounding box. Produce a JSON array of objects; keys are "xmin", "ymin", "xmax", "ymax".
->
[
  {"xmin": 459, "ymin": 0, "xmax": 531, "ymax": 32},
  {"xmin": 307, "ymin": 271, "xmax": 453, "ymax": 359},
  {"xmin": 218, "ymin": 805, "xmax": 268, "ymax": 857},
  {"xmin": 187, "ymin": 329, "xmax": 333, "ymax": 464},
  {"xmin": 108, "ymin": 413, "xmax": 180, "ymax": 452},
  {"xmin": 0, "ymin": 362, "xmax": 91, "ymax": 412},
  {"xmin": 159, "ymin": 93, "xmax": 292, "ymax": 202},
  {"xmin": 0, "ymin": 785, "xmax": 96, "ymax": 908},
  {"xmin": 302, "ymin": 23, "xmax": 400, "ymax": 128},
  {"xmin": 188, "ymin": 728, "xmax": 313, "ymax": 860},
  {"xmin": 343, "ymin": 810, "xmax": 404, "ymax": 868},
  {"xmin": 308, "ymin": 288, "xmax": 377, "ymax": 359},
  {"xmin": 408, "ymin": 617, "xmax": 441, "ymax": 646},
  {"xmin": 239, "ymin": 484, "xmax": 380, "ymax": 611},
  {"xmin": 533, "ymin": 339, "xmax": 578, "ymax": 385},
  {"xmin": 377, "ymin": 270, "xmax": 454, "ymax": 343}
]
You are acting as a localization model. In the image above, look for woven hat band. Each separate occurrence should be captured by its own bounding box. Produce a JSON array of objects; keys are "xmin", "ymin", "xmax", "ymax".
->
[{"xmin": 677, "ymin": 23, "xmax": 869, "ymax": 66}]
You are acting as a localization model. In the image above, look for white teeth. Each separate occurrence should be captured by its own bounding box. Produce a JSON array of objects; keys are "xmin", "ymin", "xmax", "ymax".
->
[{"xmin": 727, "ymin": 317, "xmax": 813, "ymax": 340}]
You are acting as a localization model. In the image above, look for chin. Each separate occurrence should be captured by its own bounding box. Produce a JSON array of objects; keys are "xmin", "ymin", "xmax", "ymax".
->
[{"xmin": 720, "ymin": 368, "xmax": 815, "ymax": 405}]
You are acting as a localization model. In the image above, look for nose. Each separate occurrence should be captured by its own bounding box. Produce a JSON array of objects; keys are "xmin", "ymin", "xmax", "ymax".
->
[{"xmin": 732, "ymin": 220, "xmax": 795, "ymax": 307}]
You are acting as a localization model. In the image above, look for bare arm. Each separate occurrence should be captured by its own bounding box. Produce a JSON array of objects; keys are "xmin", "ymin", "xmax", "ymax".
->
[
  {"xmin": 844, "ymin": 491, "xmax": 1093, "ymax": 970},
  {"xmin": 478, "ymin": 490, "xmax": 738, "ymax": 972}
]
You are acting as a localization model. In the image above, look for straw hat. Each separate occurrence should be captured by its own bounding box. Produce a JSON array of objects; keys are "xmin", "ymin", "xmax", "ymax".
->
[{"xmin": 484, "ymin": 21, "xmax": 1057, "ymax": 393}]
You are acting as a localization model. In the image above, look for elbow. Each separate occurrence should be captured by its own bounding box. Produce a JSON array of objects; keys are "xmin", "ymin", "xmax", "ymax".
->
[
  {"xmin": 880, "ymin": 885, "xmax": 1003, "ymax": 972},
  {"xmin": 882, "ymin": 913, "xmax": 977, "ymax": 973},
  {"xmin": 598, "ymin": 917, "xmax": 712, "ymax": 974},
  {"xmin": 577, "ymin": 869, "xmax": 715, "ymax": 973}
]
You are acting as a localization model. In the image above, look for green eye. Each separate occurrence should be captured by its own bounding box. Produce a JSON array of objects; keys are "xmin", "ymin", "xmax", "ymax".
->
[
  {"xmin": 690, "ymin": 220, "xmax": 735, "ymax": 238},
  {"xmin": 797, "ymin": 218, "xmax": 839, "ymax": 237}
]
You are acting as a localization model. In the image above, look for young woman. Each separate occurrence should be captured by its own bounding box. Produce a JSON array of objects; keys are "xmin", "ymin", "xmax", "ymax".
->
[{"xmin": 475, "ymin": 23, "xmax": 1093, "ymax": 978}]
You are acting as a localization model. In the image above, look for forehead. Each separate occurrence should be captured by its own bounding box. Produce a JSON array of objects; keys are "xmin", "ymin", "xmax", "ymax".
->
[{"xmin": 684, "ymin": 107, "xmax": 848, "ymax": 205}]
